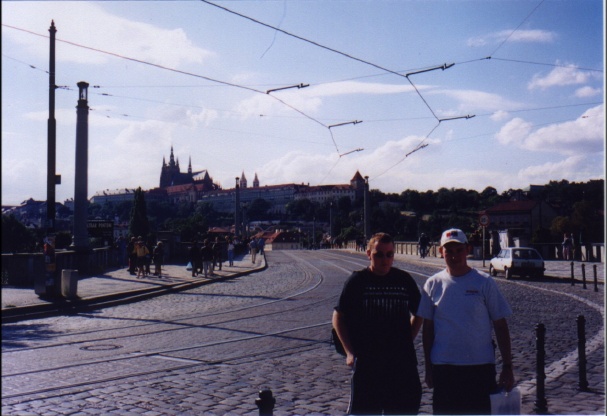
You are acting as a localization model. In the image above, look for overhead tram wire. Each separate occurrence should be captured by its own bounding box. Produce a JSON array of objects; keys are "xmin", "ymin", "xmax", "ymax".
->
[
  {"xmin": 488, "ymin": 0, "xmax": 546, "ymax": 58},
  {"xmin": 2, "ymin": 23, "xmax": 339, "ymax": 150}
]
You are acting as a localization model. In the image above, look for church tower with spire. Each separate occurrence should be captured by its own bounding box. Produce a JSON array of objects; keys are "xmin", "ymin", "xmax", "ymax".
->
[{"xmin": 160, "ymin": 146, "xmax": 193, "ymax": 188}]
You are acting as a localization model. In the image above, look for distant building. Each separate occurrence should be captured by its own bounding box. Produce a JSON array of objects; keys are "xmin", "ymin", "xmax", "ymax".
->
[
  {"xmin": 89, "ymin": 147, "xmax": 365, "ymax": 214},
  {"xmin": 480, "ymin": 200, "xmax": 558, "ymax": 246},
  {"xmin": 91, "ymin": 188, "xmax": 137, "ymax": 205},
  {"xmin": 264, "ymin": 230, "xmax": 304, "ymax": 251}
]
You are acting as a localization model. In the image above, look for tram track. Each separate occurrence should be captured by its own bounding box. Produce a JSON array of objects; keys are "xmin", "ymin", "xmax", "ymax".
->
[{"xmin": 2, "ymin": 252, "xmax": 350, "ymax": 403}]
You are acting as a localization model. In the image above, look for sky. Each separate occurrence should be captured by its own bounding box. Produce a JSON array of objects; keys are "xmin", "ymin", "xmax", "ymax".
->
[{"xmin": 2, "ymin": 0, "xmax": 605, "ymax": 206}]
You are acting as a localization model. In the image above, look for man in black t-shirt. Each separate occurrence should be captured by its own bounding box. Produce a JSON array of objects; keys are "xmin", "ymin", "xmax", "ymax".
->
[{"xmin": 333, "ymin": 232, "xmax": 423, "ymax": 415}]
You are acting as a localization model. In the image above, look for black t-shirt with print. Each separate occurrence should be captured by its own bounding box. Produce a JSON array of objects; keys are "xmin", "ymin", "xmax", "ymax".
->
[{"xmin": 336, "ymin": 267, "xmax": 421, "ymax": 364}]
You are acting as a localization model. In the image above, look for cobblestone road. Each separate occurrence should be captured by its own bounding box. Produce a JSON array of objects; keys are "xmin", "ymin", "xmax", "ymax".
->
[{"xmin": 2, "ymin": 250, "xmax": 604, "ymax": 415}]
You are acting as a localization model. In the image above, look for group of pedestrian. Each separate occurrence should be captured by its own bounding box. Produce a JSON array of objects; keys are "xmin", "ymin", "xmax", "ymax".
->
[
  {"xmin": 126, "ymin": 236, "xmax": 164, "ymax": 278},
  {"xmin": 189, "ymin": 238, "xmax": 226, "ymax": 278},
  {"xmin": 333, "ymin": 229, "xmax": 514, "ymax": 415}
]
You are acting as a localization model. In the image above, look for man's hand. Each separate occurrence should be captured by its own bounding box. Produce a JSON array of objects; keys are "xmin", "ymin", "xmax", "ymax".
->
[
  {"xmin": 425, "ymin": 368, "xmax": 433, "ymax": 389},
  {"xmin": 499, "ymin": 366, "xmax": 515, "ymax": 392},
  {"xmin": 346, "ymin": 352, "xmax": 355, "ymax": 367}
]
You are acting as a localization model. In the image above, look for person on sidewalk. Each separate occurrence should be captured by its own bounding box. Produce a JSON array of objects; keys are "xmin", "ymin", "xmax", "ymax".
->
[
  {"xmin": 417, "ymin": 228, "xmax": 515, "ymax": 415},
  {"xmin": 256, "ymin": 236, "xmax": 265, "ymax": 256},
  {"xmin": 127, "ymin": 237, "xmax": 137, "ymax": 275},
  {"xmin": 418, "ymin": 233, "xmax": 429, "ymax": 258},
  {"xmin": 249, "ymin": 238, "xmax": 258, "ymax": 264},
  {"xmin": 212, "ymin": 238, "xmax": 223, "ymax": 272},
  {"xmin": 200, "ymin": 239, "xmax": 214, "ymax": 278},
  {"xmin": 332, "ymin": 232, "xmax": 423, "ymax": 415},
  {"xmin": 134, "ymin": 237, "xmax": 150, "ymax": 278},
  {"xmin": 227, "ymin": 238, "xmax": 235, "ymax": 267},
  {"xmin": 189, "ymin": 241, "xmax": 200, "ymax": 277},
  {"xmin": 153, "ymin": 241, "xmax": 164, "ymax": 277}
]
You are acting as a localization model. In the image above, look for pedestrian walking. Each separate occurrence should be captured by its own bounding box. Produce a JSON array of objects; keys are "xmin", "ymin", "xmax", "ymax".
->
[
  {"xmin": 257, "ymin": 236, "xmax": 265, "ymax": 256},
  {"xmin": 134, "ymin": 237, "xmax": 150, "ymax": 278},
  {"xmin": 189, "ymin": 241, "xmax": 200, "ymax": 277},
  {"xmin": 417, "ymin": 228, "xmax": 515, "ymax": 415},
  {"xmin": 332, "ymin": 232, "xmax": 423, "ymax": 415},
  {"xmin": 200, "ymin": 239, "xmax": 214, "ymax": 277},
  {"xmin": 127, "ymin": 237, "xmax": 137, "ymax": 275},
  {"xmin": 249, "ymin": 238, "xmax": 258, "ymax": 264},
  {"xmin": 562, "ymin": 232, "xmax": 574, "ymax": 260},
  {"xmin": 153, "ymin": 241, "xmax": 164, "ymax": 277},
  {"xmin": 212, "ymin": 238, "xmax": 223, "ymax": 272},
  {"xmin": 418, "ymin": 233, "xmax": 429, "ymax": 258},
  {"xmin": 227, "ymin": 238, "xmax": 235, "ymax": 266}
]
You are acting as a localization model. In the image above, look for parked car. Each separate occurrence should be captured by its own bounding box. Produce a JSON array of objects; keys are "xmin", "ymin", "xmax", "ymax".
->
[{"xmin": 489, "ymin": 247, "xmax": 545, "ymax": 279}]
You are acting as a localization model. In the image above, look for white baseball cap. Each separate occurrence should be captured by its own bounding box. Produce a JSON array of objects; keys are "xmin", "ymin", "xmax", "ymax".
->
[{"xmin": 440, "ymin": 228, "xmax": 468, "ymax": 247}]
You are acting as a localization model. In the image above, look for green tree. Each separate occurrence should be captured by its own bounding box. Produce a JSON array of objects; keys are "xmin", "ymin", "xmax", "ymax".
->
[
  {"xmin": 247, "ymin": 198, "xmax": 272, "ymax": 221},
  {"xmin": 128, "ymin": 187, "xmax": 150, "ymax": 238},
  {"xmin": 1, "ymin": 215, "xmax": 36, "ymax": 253}
]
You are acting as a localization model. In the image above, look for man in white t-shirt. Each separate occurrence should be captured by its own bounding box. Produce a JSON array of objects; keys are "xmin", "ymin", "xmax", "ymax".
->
[{"xmin": 417, "ymin": 228, "xmax": 515, "ymax": 415}]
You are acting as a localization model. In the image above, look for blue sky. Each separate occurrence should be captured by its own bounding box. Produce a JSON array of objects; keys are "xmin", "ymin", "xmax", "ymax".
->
[{"xmin": 2, "ymin": 0, "xmax": 604, "ymax": 206}]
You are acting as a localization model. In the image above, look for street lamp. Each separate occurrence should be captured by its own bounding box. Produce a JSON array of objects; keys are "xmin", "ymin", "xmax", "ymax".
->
[
  {"xmin": 329, "ymin": 202, "xmax": 333, "ymax": 242},
  {"xmin": 364, "ymin": 176, "xmax": 370, "ymax": 241}
]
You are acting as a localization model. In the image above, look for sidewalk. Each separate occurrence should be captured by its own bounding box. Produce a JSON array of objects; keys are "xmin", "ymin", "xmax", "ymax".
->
[
  {"xmin": 390, "ymin": 251, "xmax": 605, "ymax": 282},
  {"xmin": 1, "ymin": 253, "xmax": 266, "ymax": 321}
]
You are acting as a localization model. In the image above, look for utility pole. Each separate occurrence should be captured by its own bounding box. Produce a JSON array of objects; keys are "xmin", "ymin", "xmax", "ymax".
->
[
  {"xmin": 46, "ymin": 20, "xmax": 59, "ymax": 234},
  {"xmin": 36, "ymin": 21, "xmax": 61, "ymax": 298}
]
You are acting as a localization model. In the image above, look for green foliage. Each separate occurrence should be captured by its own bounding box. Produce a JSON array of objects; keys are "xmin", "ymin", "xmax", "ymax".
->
[
  {"xmin": 128, "ymin": 187, "xmax": 150, "ymax": 239},
  {"xmin": 2, "ymin": 214, "xmax": 36, "ymax": 253},
  {"xmin": 247, "ymin": 198, "xmax": 272, "ymax": 221}
]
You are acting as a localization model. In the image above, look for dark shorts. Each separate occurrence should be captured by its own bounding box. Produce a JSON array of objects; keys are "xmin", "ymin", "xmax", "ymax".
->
[
  {"xmin": 136, "ymin": 257, "xmax": 146, "ymax": 268},
  {"xmin": 349, "ymin": 357, "xmax": 421, "ymax": 415},
  {"xmin": 432, "ymin": 364, "xmax": 497, "ymax": 415}
]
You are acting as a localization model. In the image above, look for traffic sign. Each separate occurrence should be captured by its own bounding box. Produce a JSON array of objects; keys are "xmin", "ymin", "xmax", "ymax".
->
[{"xmin": 479, "ymin": 214, "xmax": 490, "ymax": 227}]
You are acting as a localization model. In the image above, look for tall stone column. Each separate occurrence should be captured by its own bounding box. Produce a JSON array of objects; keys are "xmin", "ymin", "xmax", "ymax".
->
[
  {"xmin": 234, "ymin": 177, "xmax": 241, "ymax": 237},
  {"xmin": 71, "ymin": 82, "xmax": 90, "ymax": 251}
]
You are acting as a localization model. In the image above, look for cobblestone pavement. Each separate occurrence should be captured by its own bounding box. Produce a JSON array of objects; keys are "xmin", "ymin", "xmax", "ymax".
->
[{"xmin": 2, "ymin": 250, "xmax": 604, "ymax": 415}]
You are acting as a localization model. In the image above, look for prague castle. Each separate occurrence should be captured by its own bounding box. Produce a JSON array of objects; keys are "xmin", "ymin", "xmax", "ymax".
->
[{"xmin": 92, "ymin": 147, "xmax": 366, "ymax": 214}]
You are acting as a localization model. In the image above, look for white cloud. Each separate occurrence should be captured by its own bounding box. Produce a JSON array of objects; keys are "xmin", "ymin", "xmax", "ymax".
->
[
  {"xmin": 516, "ymin": 155, "xmax": 595, "ymax": 185},
  {"xmin": 491, "ymin": 110, "xmax": 511, "ymax": 122},
  {"xmin": 2, "ymin": 2, "xmax": 213, "ymax": 68},
  {"xmin": 495, "ymin": 105, "xmax": 605, "ymax": 155},
  {"xmin": 309, "ymin": 81, "xmax": 416, "ymax": 97},
  {"xmin": 434, "ymin": 89, "xmax": 523, "ymax": 112},
  {"xmin": 468, "ymin": 29, "xmax": 556, "ymax": 47},
  {"xmin": 574, "ymin": 86, "xmax": 602, "ymax": 98},
  {"xmin": 495, "ymin": 117, "xmax": 533, "ymax": 146},
  {"xmin": 528, "ymin": 64, "xmax": 597, "ymax": 90}
]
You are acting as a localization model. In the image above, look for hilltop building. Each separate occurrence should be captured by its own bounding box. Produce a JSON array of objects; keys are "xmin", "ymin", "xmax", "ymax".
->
[{"xmin": 89, "ymin": 147, "xmax": 366, "ymax": 214}]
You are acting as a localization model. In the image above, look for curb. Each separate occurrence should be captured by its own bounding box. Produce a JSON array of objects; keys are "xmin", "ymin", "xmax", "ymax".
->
[{"xmin": 1, "ymin": 258, "xmax": 267, "ymax": 324}]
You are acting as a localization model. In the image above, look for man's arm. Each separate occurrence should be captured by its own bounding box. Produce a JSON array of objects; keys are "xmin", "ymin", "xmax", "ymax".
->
[
  {"xmin": 494, "ymin": 318, "xmax": 515, "ymax": 391},
  {"xmin": 411, "ymin": 315, "xmax": 423, "ymax": 340},
  {"xmin": 332, "ymin": 310, "xmax": 356, "ymax": 367},
  {"xmin": 422, "ymin": 318, "xmax": 435, "ymax": 388}
]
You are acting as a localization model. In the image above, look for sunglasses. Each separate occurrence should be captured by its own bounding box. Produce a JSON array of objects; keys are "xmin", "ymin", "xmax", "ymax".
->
[{"xmin": 372, "ymin": 251, "xmax": 394, "ymax": 259}]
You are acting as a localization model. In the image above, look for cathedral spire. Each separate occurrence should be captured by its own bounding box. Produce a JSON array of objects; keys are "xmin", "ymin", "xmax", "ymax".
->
[
  {"xmin": 188, "ymin": 157, "xmax": 192, "ymax": 175},
  {"xmin": 169, "ymin": 146, "xmax": 175, "ymax": 167}
]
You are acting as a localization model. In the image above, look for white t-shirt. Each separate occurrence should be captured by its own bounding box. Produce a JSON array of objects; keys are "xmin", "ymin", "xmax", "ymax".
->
[{"xmin": 417, "ymin": 268, "xmax": 512, "ymax": 365}]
